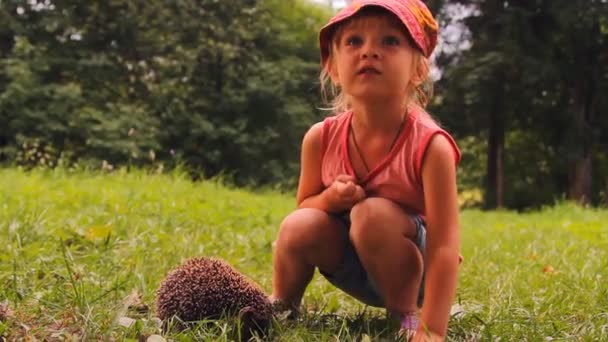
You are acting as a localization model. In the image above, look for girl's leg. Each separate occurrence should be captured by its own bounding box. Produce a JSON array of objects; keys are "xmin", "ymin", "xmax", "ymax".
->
[
  {"xmin": 349, "ymin": 198, "xmax": 423, "ymax": 315},
  {"xmin": 271, "ymin": 208, "xmax": 347, "ymax": 307}
]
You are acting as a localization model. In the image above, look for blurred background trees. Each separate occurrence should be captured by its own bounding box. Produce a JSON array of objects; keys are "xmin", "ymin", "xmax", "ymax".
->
[
  {"xmin": 0, "ymin": 0, "xmax": 606, "ymax": 208},
  {"xmin": 432, "ymin": 0, "xmax": 608, "ymax": 208}
]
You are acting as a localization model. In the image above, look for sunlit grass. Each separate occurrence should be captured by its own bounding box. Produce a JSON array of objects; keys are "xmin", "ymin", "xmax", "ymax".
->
[{"xmin": 1, "ymin": 168, "xmax": 607, "ymax": 340}]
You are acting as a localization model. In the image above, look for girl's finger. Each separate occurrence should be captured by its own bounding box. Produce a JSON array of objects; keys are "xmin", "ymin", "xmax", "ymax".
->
[{"xmin": 335, "ymin": 174, "xmax": 356, "ymax": 183}]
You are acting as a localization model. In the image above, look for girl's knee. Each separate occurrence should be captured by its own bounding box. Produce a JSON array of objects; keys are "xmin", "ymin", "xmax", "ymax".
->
[
  {"xmin": 349, "ymin": 198, "xmax": 396, "ymax": 245},
  {"xmin": 276, "ymin": 208, "xmax": 335, "ymax": 251},
  {"xmin": 350, "ymin": 197, "xmax": 396, "ymax": 225}
]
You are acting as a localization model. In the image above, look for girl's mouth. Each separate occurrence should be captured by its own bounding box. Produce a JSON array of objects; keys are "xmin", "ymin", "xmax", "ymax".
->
[{"xmin": 357, "ymin": 67, "xmax": 381, "ymax": 75}]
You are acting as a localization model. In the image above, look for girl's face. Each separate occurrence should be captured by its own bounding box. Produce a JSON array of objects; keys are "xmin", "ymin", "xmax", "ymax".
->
[{"xmin": 328, "ymin": 15, "xmax": 421, "ymax": 105}]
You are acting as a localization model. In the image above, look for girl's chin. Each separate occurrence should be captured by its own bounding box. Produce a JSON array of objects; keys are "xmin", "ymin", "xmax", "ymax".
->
[{"xmin": 348, "ymin": 91, "xmax": 403, "ymax": 104}]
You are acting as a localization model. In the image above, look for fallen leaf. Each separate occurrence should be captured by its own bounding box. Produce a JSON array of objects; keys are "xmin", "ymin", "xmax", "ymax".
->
[
  {"xmin": 149, "ymin": 317, "xmax": 163, "ymax": 329},
  {"xmin": 450, "ymin": 303, "xmax": 465, "ymax": 316},
  {"xmin": 124, "ymin": 289, "xmax": 149, "ymax": 314},
  {"xmin": 543, "ymin": 265, "xmax": 555, "ymax": 274},
  {"xmin": 0, "ymin": 302, "xmax": 14, "ymax": 321},
  {"xmin": 147, "ymin": 335, "xmax": 167, "ymax": 342},
  {"xmin": 85, "ymin": 225, "xmax": 112, "ymax": 241},
  {"xmin": 117, "ymin": 316, "xmax": 135, "ymax": 328}
]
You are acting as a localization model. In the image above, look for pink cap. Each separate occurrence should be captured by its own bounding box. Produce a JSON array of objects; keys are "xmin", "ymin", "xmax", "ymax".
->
[{"xmin": 319, "ymin": 0, "xmax": 438, "ymax": 66}]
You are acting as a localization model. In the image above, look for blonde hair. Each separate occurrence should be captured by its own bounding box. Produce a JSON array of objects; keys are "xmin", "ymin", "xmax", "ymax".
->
[{"xmin": 319, "ymin": 10, "xmax": 434, "ymax": 114}]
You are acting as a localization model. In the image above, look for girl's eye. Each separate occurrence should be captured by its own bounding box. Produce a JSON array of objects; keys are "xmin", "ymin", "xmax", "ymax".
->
[
  {"xmin": 383, "ymin": 36, "xmax": 400, "ymax": 46},
  {"xmin": 345, "ymin": 36, "xmax": 363, "ymax": 46}
]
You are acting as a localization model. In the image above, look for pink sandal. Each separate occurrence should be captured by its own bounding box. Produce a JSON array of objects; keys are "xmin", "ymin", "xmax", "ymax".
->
[{"xmin": 397, "ymin": 313, "xmax": 419, "ymax": 340}]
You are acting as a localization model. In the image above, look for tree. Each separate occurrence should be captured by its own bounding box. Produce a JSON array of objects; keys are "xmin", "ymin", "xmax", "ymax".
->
[
  {"xmin": 435, "ymin": 0, "xmax": 608, "ymax": 207},
  {"xmin": 0, "ymin": 0, "xmax": 333, "ymax": 186}
]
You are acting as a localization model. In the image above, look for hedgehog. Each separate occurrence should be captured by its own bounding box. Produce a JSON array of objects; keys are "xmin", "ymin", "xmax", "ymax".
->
[{"xmin": 156, "ymin": 257, "xmax": 272, "ymax": 339}]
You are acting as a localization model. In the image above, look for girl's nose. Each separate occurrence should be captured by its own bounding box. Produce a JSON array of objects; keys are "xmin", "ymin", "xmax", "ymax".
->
[
  {"xmin": 362, "ymin": 51, "xmax": 380, "ymax": 59},
  {"xmin": 361, "ymin": 41, "xmax": 380, "ymax": 59}
]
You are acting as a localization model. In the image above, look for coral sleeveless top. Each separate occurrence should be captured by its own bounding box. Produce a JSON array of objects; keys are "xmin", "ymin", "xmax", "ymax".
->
[{"xmin": 321, "ymin": 108, "xmax": 461, "ymax": 215}]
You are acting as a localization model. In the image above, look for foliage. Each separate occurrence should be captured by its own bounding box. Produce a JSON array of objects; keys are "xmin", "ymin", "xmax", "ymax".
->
[
  {"xmin": 0, "ymin": 0, "xmax": 331, "ymax": 186},
  {"xmin": 433, "ymin": 0, "xmax": 608, "ymax": 207},
  {"xmin": 0, "ymin": 169, "xmax": 607, "ymax": 340}
]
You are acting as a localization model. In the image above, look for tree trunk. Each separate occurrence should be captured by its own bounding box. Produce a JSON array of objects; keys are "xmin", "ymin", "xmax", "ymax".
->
[
  {"xmin": 568, "ymin": 77, "xmax": 594, "ymax": 204},
  {"xmin": 568, "ymin": 155, "xmax": 591, "ymax": 204},
  {"xmin": 485, "ymin": 107, "xmax": 505, "ymax": 209},
  {"xmin": 484, "ymin": 70, "xmax": 505, "ymax": 209},
  {"xmin": 567, "ymin": 16, "xmax": 600, "ymax": 205}
]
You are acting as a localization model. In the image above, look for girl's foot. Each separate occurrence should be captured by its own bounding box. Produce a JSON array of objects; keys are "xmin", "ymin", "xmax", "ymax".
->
[{"xmin": 268, "ymin": 297, "xmax": 300, "ymax": 321}]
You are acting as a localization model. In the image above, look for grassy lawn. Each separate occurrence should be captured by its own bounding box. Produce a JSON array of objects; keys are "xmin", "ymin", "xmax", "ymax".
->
[{"xmin": 1, "ymin": 168, "xmax": 607, "ymax": 341}]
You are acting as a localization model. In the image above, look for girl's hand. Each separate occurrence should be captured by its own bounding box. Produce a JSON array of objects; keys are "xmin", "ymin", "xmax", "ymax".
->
[{"xmin": 327, "ymin": 175, "xmax": 366, "ymax": 212}]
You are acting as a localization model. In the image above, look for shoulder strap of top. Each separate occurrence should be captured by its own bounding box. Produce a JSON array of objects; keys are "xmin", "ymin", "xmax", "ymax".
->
[{"xmin": 321, "ymin": 116, "xmax": 334, "ymax": 158}]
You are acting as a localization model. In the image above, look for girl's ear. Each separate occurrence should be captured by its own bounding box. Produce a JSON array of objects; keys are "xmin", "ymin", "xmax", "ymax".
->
[
  {"xmin": 410, "ymin": 58, "xmax": 426, "ymax": 87},
  {"xmin": 327, "ymin": 56, "xmax": 340, "ymax": 85}
]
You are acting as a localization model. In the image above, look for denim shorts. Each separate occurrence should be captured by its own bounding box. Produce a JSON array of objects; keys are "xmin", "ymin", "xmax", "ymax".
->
[{"xmin": 319, "ymin": 213, "xmax": 427, "ymax": 308}]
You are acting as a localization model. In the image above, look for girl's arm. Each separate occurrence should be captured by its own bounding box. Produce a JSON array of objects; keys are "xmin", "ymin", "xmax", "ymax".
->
[
  {"xmin": 417, "ymin": 134, "xmax": 461, "ymax": 339},
  {"xmin": 296, "ymin": 123, "xmax": 365, "ymax": 213},
  {"xmin": 295, "ymin": 122, "xmax": 327, "ymax": 209}
]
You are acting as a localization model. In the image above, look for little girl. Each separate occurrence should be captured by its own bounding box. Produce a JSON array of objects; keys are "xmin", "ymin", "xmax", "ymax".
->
[{"xmin": 271, "ymin": 1, "xmax": 461, "ymax": 340}]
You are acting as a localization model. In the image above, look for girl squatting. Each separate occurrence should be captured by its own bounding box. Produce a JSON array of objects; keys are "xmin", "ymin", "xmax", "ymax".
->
[{"xmin": 271, "ymin": 0, "xmax": 462, "ymax": 340}]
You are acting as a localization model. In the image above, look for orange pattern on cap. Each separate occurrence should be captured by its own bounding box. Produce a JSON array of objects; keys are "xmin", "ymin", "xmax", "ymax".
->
[{"xmin": 406, "ymin": 1, "xmax": 438, "ymax": 40}]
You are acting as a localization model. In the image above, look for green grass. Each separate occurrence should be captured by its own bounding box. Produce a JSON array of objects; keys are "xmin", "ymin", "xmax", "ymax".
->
[{"xmin": 1, "ymin": 167, "xmax": 607, "ymax": 341}]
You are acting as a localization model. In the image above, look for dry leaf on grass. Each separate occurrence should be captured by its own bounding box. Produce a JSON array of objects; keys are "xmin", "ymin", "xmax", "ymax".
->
[
  {"xmin": 124, "ymin": 289, "xmax": 149, "ymax": 315},
  {"xmin": 117, "ymin": 316, "xmax": 136, "ymax": 328},
  {"xmin": 0, "ymin": 302, "xmax": 14, "ymax": 321},
  {"xmin": 147, "ymin": 335, "xmax": 167, "ymax": 342}
]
